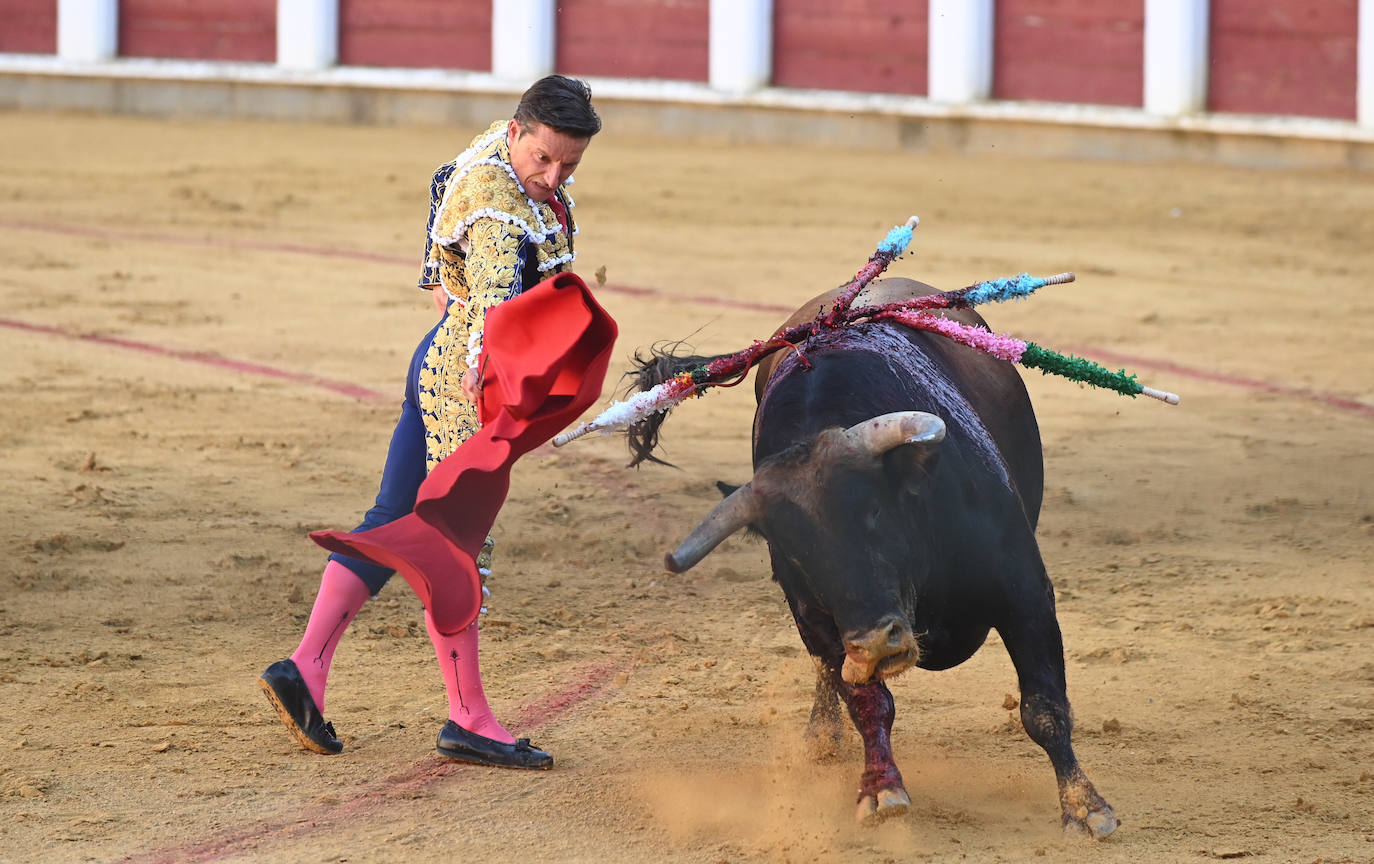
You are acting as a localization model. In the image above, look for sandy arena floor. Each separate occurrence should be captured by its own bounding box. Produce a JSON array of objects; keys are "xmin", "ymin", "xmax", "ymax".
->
[{"xmin": 1, "ymin": 109, "xmax": 1372, "ymax": 864}]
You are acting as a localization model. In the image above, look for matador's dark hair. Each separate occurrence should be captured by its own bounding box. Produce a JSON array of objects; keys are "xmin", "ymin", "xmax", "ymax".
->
[{"xmin": 514, "ymin": 75, "xmax": 602, "ymax": 139}]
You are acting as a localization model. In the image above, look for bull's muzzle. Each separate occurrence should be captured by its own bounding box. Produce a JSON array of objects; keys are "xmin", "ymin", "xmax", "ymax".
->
[{"xmin": 841, "ymin": 615, "xmax": 919, "ymax": 684}]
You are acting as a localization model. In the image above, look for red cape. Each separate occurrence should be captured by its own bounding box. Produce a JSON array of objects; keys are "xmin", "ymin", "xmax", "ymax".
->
[{"xmin": 311, "ymin": 272, "xmax": 618, "ymax": 635}]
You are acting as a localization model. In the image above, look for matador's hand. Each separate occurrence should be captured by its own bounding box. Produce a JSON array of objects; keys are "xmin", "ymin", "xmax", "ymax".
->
[{"xmin": 461, "ymin": 367, "xmax": 482, "ymax": 403}]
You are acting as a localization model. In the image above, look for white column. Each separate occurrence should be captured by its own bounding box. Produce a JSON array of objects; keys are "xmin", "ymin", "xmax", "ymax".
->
[
  {"xmin": 928, "ymin": 0, "xmax": 993, "ymax": 103},
  {"xmin": 709, "ymin": 0, "xmax": 773, "ymax": 94},
  {"xmin": 1144, "ymin": 0, "xmax": 1210, "ymax": 116},
  {"xmin": 1360, "ymin": 0, "xmax": 1374, "ymax": 126},
  {"xmin": 492, "ymin": 0, "xmax": 556, "ymax": 82},
  {"xmin": 57, "ymin": 0, "xmax": 118, "ymax": 62},
  {"xmin": 277, "ymin": 0, "xmax": 339, "ymax": 70}
]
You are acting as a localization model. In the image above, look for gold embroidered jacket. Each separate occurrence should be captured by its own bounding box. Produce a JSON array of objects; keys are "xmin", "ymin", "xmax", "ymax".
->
[{"xmin": 414, "ymin": 120, "xmax": 579, "ymax": 469}]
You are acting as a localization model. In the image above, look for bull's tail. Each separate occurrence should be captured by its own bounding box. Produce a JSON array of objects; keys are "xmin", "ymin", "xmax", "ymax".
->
[{"xmin": 623, "ymin": 343, "xmax": 732, "ymax": 468}]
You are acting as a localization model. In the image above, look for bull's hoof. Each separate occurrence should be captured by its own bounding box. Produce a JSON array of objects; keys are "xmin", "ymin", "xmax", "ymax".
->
[
  {"xmin": 856, "ymin": 787, "xmax": 911, "ymax": 824},
  {"xmin": 1062, "ymin": 801, "xmax": 1118, "ymax": 839}
]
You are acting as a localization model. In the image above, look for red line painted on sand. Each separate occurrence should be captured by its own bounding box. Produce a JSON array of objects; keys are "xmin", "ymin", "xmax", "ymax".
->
[
  {"xmin": 0, "ymin": 317, "xmax": 391, "ymax": 404},
  {"xmin": 1, "ymin": 217, "xmax": 777, "ymax": 311},
  {"xmin": 113, "ymin": 659, "xmax": 624, "ymax": 864},
  {"xmin": 6, "ymin": 218, "xmax": 1371, "ymax": 419},
  {"xmin": 1, "ymin": 218, "xmax": 413, "ymax": 268}
]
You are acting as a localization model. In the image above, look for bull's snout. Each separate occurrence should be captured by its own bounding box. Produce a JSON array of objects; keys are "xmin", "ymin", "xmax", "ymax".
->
[{"xmin": 841, "ymin": 615, "xmax": 918, "ymax": 684}]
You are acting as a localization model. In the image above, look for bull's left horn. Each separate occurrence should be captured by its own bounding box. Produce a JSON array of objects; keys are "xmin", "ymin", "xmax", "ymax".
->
[
  {"xmin": 665, "ymin": 483, "xmax": 759, "ymax": 573},
  {"xmin": 842, "ymin": 411, "xmax": 946, "ymax": 456}
]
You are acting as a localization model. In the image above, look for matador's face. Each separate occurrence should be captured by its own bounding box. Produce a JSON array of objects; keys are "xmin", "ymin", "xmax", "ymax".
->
[{"xmin": 506, "ymin": 119, "xmax": 589, "ymax": 204}]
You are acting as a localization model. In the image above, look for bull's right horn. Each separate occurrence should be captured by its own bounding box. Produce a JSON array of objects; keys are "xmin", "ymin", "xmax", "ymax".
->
[
  {"xmin": 842, "ymin": 411, "xmax": 946, "ymax": 457},
  {"xmin": 664, "ymin": 483, "xmax": 759, "ymax": 573}
]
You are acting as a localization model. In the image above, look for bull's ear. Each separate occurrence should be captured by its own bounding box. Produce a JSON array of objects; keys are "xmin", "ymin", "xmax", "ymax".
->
[{"xmin": 883, "ymin": 441, "xmax": 941, "ymax": 497}]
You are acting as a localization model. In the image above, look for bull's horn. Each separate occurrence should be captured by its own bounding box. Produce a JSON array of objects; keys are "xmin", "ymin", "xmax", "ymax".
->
[
  {"xmin": 842, "ymin": 411, "xmax": 946, "ymax": 456},
  {"xmin": 664, "ymin": 483, "xmax": 759, "ymax": 573}
]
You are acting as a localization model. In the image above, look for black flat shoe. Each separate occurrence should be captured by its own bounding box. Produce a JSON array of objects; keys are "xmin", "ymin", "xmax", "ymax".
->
[
  {"xmin": 435, "ymin": 720, "xmax": 553, "ymax": 770},
  {"xmin": 258, "ymin": 659, "xmax": 343, "ymax": 755}
]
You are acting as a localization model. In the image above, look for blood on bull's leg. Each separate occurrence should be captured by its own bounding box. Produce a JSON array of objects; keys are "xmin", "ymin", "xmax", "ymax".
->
[
  {"xmin": 780, "ymin": 588, "xmax": 906, "ymax": 817},
  {"xmin": 833, "ymin": 671, "xmax": 910, "ymax": 822}
]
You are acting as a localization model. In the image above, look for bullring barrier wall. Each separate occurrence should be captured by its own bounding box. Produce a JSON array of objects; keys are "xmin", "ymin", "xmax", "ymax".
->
[{"xmin": 1, "ymin": 0, "xmax": 1373, "ymax": 170}]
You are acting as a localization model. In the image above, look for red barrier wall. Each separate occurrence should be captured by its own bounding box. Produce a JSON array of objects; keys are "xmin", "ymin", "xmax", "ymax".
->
[
  {"xmin": 1208, "ymin": 0, "xmax": 1357, "ymax": 120},
  {"xmin": 339, "ymin": 0, "xmax": 490, "ymax": 70},
  {"xmin": 10, "ymin": 1, "xmax": 1367, "ymax": 126},
  {"xmin": 556, "ymin": 0, "xmax": 708, "ymax": 82},
  {"xmin": 773, "ymin": 0, "xmax": 928, "ymax": 94},
  {"xmin": 993, "ymin": 0, "xmax": 1144, "ymax": 106},
  {"xmin": 0, "ymin": 0, "xmax": 55, "ymax": 54},
  {"xmin": 119, "ymin": 0, "xmax": 275, "ymax": 62}
]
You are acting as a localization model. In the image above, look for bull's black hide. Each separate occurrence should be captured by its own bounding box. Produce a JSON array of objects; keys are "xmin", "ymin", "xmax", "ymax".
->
[{"xmin": 633, "ymin": 278, "xmax": 1117, "ymax": 835}]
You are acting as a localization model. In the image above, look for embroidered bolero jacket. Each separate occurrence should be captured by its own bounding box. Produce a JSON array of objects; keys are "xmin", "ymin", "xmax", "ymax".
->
[{"xmin": 418, "ymin": 120, "xmax": 579, "ymax": 369}]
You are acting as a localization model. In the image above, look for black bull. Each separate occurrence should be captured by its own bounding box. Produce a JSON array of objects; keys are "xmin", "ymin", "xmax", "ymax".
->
[{"xmin": 631, "ymin": 278, "xmax": 1117, "ymax": 834}]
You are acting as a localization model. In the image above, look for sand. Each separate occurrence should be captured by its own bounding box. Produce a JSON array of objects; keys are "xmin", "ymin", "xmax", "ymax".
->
[{"xmin": 1, "ymin": 110, "xmax": 1371, "ymax": 863}]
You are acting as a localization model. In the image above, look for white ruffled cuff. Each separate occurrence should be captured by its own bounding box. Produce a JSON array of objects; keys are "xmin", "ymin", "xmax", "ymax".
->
[{"xmin": 465, "ymin": 328, "xmax": 483, "ymax": 370}]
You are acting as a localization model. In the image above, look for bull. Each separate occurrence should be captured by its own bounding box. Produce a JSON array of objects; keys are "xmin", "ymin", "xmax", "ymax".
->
[{"xmin": 629, "ymin": 277, "xmax": 1117, "ymax": 835}]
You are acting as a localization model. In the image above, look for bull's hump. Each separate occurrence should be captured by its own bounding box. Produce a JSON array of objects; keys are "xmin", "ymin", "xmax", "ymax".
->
[{"xmin": 766, "ymin": 324, "xmax": 1012, "ymax": 489}]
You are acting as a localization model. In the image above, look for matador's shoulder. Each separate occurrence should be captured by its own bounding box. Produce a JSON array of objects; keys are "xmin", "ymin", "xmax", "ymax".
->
[
  {"xmin": 433, "ymin": 163, "xmax": 543, "ymax": 243},
  {"xmin": 431, "ymin": 122, "xmax": 552, "ymax": 248}
]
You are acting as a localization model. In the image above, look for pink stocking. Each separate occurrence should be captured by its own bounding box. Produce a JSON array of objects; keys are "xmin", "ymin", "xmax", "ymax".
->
[
  {"xmin": 289, "ymin": 560, "xmax": 371, "ymax": 714},
  {"xmin": 424, "ymin": 609, "xmax": 514, "ymax": 744}
]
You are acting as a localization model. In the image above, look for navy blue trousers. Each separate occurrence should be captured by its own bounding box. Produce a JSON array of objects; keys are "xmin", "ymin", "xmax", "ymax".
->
[{"xmin": 329, "ymin": 318, "xmax": 444, "ymax": 595}]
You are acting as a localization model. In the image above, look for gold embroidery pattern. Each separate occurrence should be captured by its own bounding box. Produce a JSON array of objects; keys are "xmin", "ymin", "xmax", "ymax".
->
[
  {"xmin": 418, "ymin": 122, "xmax": 577, "ymax": 469},
  {"xmin": 465, "ymin": 218, "xmax": 523, "ymax": 305},
  {"xmin": 463, "ymin": 218, "xmax": 525, "ymax": 352},
  {"xmin": 434, "ymin": 164, "xmax": 541, "ymax": 241},
  {"xmin": 418, "ymin": 312, "xmax": 479, "ymax": 471},
  {"xmin": 432, "ymin": 165, "xmax": 575, "ymax": 292}
]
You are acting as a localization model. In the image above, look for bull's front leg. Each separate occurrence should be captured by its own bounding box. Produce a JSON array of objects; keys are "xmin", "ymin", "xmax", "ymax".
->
[
  {"xmin": 1019, "ymin": 689, "xmax": 1117, "ymax": 838},
  {"xmin": 829, "ymin": 668, "xmax": 910, "ymax": 822},
  {"xmin": 784, "ymin": 592, "xmax": 908, "ymax": 820},
  {"xmin": 998, "ymin": 576, "xmax": 1118, "ymax": 838},
  {"xmin": 804, "ymin": 661, "xmax": 845, "ymax": 759},
  {"xmin": 785, "ymin": 594, "xmax": 851, "ymax": 762}
]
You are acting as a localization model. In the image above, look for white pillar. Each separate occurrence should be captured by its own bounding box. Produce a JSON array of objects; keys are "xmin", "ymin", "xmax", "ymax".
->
[
  {"xmin": 57, "ymin": 0, "xmax": 118, "ymax": 62},
  {"xmin": 1144, "ymin": 0, "xmax": 1210, "ymax": 116},
  {"xmin": 928, "ymin": 0, "xmax": 994, "ymax": 103},
  {"xmin": 709, "ymin": 0, "xmax": 773, "ymax": 94},
  {"xmin": 492, "ymin": 0, "xmax": 556, "ymax": 82},
  {"xmin": 928, "ymin": 0, "xmax": 993, "ymax": 103},
  {"xmin": 1360, "ymin": 0, "xmax": 1374, "ymax": 126},
  {"xmin": 277, "ymin": 0, "xmax": 338, "ymax": 70}
]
